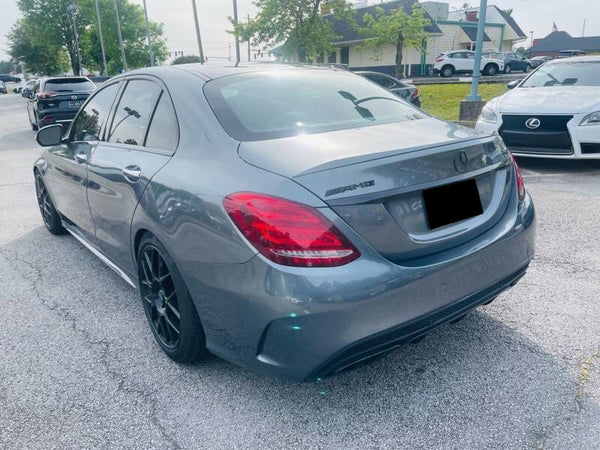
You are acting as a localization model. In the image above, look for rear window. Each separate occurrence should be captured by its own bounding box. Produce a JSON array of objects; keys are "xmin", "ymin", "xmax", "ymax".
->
[
  {"xmin": 204, "ymin": 70, "xmax": 425, "ymax": 141},
  {"xmin": 521, "ymin": 61, "xmax": 600, "ymax": 87},
  {"xmin": 44, "ymin": 78, "xmax": 95, "ymax": 93}
]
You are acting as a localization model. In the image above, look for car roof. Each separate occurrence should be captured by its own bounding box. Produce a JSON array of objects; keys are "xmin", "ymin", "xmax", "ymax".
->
[
  {"xmin": 545, "ymin": 55, "xmax": 600, "ymax": 64},
  {"xmin": 114, "ymin": 62, "xmax": 347, "ymax": 82}
]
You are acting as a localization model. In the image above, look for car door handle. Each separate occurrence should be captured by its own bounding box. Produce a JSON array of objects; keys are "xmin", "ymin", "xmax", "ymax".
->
[
  {"xmin": 122, "ymin": 165, "xmax": 142, "ymax": 183},
  {"xmin": 74, "ymin": 151, "xmax": 88, "ymax": 164}
]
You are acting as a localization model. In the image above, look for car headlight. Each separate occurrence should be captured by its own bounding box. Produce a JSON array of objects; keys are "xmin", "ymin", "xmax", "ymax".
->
[
  {"xmin": 580, "ymin": 111, "xmax": 600, "ymax": 126},
  {"xmin": 479, "ymin": 106, "xmax": 497, "ymax": 123}
]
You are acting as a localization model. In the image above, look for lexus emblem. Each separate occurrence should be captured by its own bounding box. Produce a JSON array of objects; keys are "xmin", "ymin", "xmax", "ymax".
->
[
  {"xmin": 453, "ymin": 151, "xmax": 468, "ymax": 173},
  {"xmin": 525, "ymin": 118, "xmax": 541, "ymax": 129}
]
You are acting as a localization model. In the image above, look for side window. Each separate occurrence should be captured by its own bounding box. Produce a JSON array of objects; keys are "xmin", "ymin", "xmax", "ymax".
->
[
  {"xmin": 464, "ymin": 52, "xmax": 475, "ymax": 59},
  {"xmin": 145, "ymin": 92, "xmax": 179, "ymax": 151},
  {"xmin": 109, "ymin": 80, "xmax": 161, "ymax": 146},
  {"xmin": 71, "ymin": 82, "xmax": 120, "ymax": 142}
]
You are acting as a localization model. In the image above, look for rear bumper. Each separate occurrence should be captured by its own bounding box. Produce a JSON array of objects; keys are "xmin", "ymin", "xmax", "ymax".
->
[
  {"xmin": 180, "ymin": 191, "xmax": 535, "ymax": 381},
  {"xmin": 37, "ymin": 108, "xmax": 79, "ymax": 127}
]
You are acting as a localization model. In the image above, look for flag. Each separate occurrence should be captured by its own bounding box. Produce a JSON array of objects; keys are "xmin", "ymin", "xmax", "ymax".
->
[{"xmin": 552, "ymin": 22, "xmax": 558, "ymax": 32}]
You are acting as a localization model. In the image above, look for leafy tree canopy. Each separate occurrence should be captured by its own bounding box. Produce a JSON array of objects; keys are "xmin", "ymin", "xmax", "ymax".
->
[
  {"xmin": 357, "ymin": 4, "xmax": 430, "ymax": 78},
  {"xmin": 9, "ymin": 0, "xmax": 168, "ymax": 76},
  {"xmin": 232, "ymin": 0, "xmax": 354, "ymax": 62}
]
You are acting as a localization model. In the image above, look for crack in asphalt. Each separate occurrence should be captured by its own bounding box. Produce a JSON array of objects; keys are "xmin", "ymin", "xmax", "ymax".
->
[
  {"xmin": 534, "ymin": 351, "xmax": 600, "ymax": 449},
  {"xmin": 0, "ymin": 245, "xmax": 181, "ymax": 449}
]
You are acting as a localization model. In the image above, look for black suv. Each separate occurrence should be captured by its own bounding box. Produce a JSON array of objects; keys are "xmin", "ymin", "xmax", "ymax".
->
[
  {"xmin": 26, "ymin": 77, "xmax": 95, "ymax": 130},
  {"xmin": 501, "ymin": 53, "xmax": 532, "ymax": 74}
]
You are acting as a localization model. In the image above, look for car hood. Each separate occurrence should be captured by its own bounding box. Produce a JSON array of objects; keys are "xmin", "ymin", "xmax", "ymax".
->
[
  {"xmin": 238, "ymin": 118, "xmax": 486, "ymax": 178},
  {"xmin": 496, "ymin": 86, "xmax": 600, "ymax": 114}
]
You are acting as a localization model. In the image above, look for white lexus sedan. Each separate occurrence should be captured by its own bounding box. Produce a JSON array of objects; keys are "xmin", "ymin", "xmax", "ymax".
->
[{"xmin": 476, "ymin": 56, "xmax": 600, "ymax": 159}]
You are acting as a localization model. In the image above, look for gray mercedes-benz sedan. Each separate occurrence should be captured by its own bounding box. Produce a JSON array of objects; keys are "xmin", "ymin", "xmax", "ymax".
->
[{"xmin": 33, "ymin": 63, "xmax": 535, "ymax": 381}]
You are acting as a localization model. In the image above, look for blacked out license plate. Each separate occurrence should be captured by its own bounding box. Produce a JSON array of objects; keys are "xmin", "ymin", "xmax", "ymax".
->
[
  {"xmin": 69, "ymin": 101, "xmax": 81, "ymax": 107},
  {"xmin": 423, "ymin": 178, "xmax": 483, "ymax": 230}
]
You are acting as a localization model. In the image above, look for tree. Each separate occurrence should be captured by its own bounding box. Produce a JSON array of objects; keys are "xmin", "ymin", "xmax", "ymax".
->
[
  {"xmin": 171, "ymin": 55, "xmax": 203, "ymax": 65},
  {"xmin": 232, "ymin": 0, "xmax": 354, "ymax": 62},
  {"xmin": 0, "ymin": 60, "xmax": 17, "ymax": 74},
  {"xmin": 8, "ymin": 0, "xmax": 167, "ymax": 76},
  {"xmin": 78, "ymin": 0, "xmax": 168, "ymax": 74},
  {"xmin": 357, "ymin": 4, "xmax": 430, "ymax": 79},
  {"xmin": 8, "ymin": 19, "xmax": 70, "ymax": 75}
]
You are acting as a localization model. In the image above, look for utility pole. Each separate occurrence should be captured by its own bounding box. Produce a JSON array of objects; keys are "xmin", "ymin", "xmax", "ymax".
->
[
  {"xmin": 113, "ymin": 0, "xmax": 128, "ymax": 72},
  {"xmin": 142, "ymin": 0, "xmax": 155, "ymax": 66},
  {"xmin": 228, "ymin": 42, "xmax": 232, "ymax": 62},
  {"xmin": 582, "ymin": 19, "xmax": 586, "ymax": 37},
  {"xmin": 247, "ymin": 14, "xmax": 251, "ymax": 61},
  {"xmin": 67, "ymin": 4, "xmax": 82, "ymax": 75},
  {"xmin": 191, "ymin": 0, "xmax": 205, "ymax": 63},
  {"xmin": 466, "ymin": 0, "xmax": 487, "ymax": 101},
  {"xmin": 94, "ymin": 0, "xmax": 108, "ymax": 75},
  {"xmin": 232, "ymin": 0, "xmax": 241, "ymax": 64}
]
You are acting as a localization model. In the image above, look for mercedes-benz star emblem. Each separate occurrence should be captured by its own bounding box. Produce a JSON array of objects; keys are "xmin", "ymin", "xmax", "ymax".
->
[
  {"xmin": 453, "ymin": 151, "xmax": 468, "ymax": 173},
  {"xmin": 525, "ymin": 118, "xmax": 541, "ymax": 129}
]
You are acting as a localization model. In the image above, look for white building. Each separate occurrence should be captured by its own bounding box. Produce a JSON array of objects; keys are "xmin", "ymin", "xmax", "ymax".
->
[{"xmin": 301, "ymin": 0, "xmax": 528, "ymax": 77}]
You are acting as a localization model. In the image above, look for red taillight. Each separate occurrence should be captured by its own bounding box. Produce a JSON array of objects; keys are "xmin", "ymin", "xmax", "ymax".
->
[
  {"xmin": 223, "ymin": 192, "xmax": 360, "ymax": 267},
  {"xmin": 36, "ymin": 92, "xmax": 53, "ymax": 100},
  {"xmin": 510, "ymin": 153, "xmax": 526, "ymax": 201},
  {"xmin": 435, "ymin": 58, "xmax": 444, "ymax": 63},
  {"xmin": 411, "ymin": 86, "xmax": 419, "ymax": 98}
]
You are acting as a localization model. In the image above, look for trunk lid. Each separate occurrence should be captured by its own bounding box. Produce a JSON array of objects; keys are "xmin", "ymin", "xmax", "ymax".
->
[{"xmin": 239, "ymin": 118, "xmax": 513, "ymax": 263}]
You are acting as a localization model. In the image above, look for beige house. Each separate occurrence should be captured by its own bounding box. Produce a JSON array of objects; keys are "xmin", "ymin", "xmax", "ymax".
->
[{"xmin": 295, "ymin": 0, "xmax": 528, "ymax": 77}]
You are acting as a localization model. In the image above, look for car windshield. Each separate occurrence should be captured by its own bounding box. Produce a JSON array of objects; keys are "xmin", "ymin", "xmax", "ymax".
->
[
  {"xmin": 204, "ymin": 70, "xmax": 425, "ymax": 141},
  {"xmin": 44, "ymin": 79, "xmax": 95, "ymax": 93},
  {"xmin": 520, "ymin": 61, "xmax": 600, "ymax": 87}
]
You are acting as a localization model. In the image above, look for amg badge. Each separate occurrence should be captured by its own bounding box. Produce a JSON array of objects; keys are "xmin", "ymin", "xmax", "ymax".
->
[{"xmin": 325, "ymin": 180, "xmax": 375, "ymax": 197}]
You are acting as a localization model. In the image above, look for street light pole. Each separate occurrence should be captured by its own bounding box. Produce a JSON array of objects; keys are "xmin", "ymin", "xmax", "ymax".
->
[
  {"xmin": 94, "ymin": 0, "xmax": 108, "ymax": 75},
  {"xmin": 142, "ymin": 0, "xmax": 155, "ymax": 66},
  {"xmin": 466, "ymin": 0, "xmax": 487, "ymax": 101},
  {"xmin": 67, "ymin": 4, "xmax": 82, "ymax": 75},
  {"xmin": 113, "ymin": 0, "xmax": 128, "ymax": 72},
  {"xmin": 191, "ymin": 0, "xmax": 205, "ymax": 63},
  {"xmin": 247, "ymin": 14, "xmax": 251, "ymax": 62},
  {"xmin": 232, "ymin": 0, "xmax": 241, "ymax": 64}
]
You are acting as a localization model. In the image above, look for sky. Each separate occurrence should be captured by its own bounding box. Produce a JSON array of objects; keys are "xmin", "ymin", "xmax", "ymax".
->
[{"xmin": 1, "ymin": 0, "xmax": 600, "ymax": 62}]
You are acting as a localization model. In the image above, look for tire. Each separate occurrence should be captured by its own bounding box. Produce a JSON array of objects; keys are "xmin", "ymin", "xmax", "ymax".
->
[
  {"xmin": 35, "ymin": 172, "xmax": 65, "ymax": 235},
  {"xmin": 525, "ymin": 64, "xmax": 532, "ymax": 73},
  {"xmin": 504, "ymin": 64, "xmax": 512, "ymax": 74},
  {"xmin": 440, "ymin": 65, "xmax": 454, "ymax": 78},
  {"xmin": 483, "ymin": 64, "xmax": 498, "ymax": 76},
  {"xmin": 138, "ymin": 234, "xmax": 207, "ymax": 363},
  {"xmin": 31, "ymin": 112, "xmax": 38, "ymax": 131}
]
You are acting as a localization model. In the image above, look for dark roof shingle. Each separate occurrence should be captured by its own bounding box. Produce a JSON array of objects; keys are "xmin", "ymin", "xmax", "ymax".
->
[
  {"xmin": 493, "ymin": 6, "xmax": 527, "ymax": 39},
  {"xmin": 531, "ymin": 31, "xmax": 600, "ymax": 52},
  {"xmin": 326, "ymin": 0, "xmax": 442, "ymax": 44},
  {"xmin": 460, "ymin": 25, "xmax": 491, "ymax": 42}
]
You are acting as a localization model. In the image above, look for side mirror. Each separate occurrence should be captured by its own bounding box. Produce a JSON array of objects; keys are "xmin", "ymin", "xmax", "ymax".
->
[
  {"xmin": 36, "ymin": 124, "xmax": 63, "ymax": 147},
  {"xmin": 507, "ymin": 80, "xmax": 520, "ymax": 90}
]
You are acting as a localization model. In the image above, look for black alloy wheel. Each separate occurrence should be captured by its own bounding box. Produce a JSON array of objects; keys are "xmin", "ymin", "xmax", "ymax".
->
[
  {"xmin": 140, "ymin": 244, "xmax": 182, "ymax": 348},
  {"xmin": 137, "ymin": 235, "xmax": 206, "ymax": 362},
  {"xmin": 35, "ymin": 173, "xmax": 65, "ymax": 234}
]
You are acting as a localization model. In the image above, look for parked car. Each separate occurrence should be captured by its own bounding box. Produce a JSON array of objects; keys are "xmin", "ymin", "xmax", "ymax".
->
[
  {"xmin": 557, "ymin": 50, "xmax": 586, "ymax": 59},
  {"xmin": 433, "ymin": 50, "xmax": 504, "ymax": 77},
  {"xmin": 0, "ymin": 74, "xmax": 21, "ymax": 83},
  {"xmin": 356, "ymin": 71, "xmax": 421, "ymax": 106},
  {"xmin": 530, "ymin": 55, "xmax": 553, "ymax": 68},
  {"xmin": 13, "ymin": 78, "xmax": 37, "ymax": 94},
  {"xmin": 87, "ymin": 75, "xmax": 112, "ymax": 86},
  {"xmin": 476, "ymin": 55, "xmax": 600, "ymax": 159},
  {"xmin": 26, "ymin": 76, "xmax": 96, "ymax": 130},
  {"xmin": 33, "ymin": 63, "xmax": 535, "ymax": 381},
  {"xmin": 0, "ymin": 81, "xmax": 7, "ymax": 94},
  {"xmin": 501, "ymin": 52, "xmax": 532, "ymax": 73}
]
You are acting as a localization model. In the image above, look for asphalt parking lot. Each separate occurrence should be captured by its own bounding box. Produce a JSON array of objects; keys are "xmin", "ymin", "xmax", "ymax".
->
[{"xmin": 1, "ymin": 92, "xmax": 599, "ymax": 449}]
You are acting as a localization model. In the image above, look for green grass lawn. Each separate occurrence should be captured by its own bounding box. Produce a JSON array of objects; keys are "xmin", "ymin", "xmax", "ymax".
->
[{"xmin": 418, "ymin": 83, "xmax": 508, "ymax": 121}]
